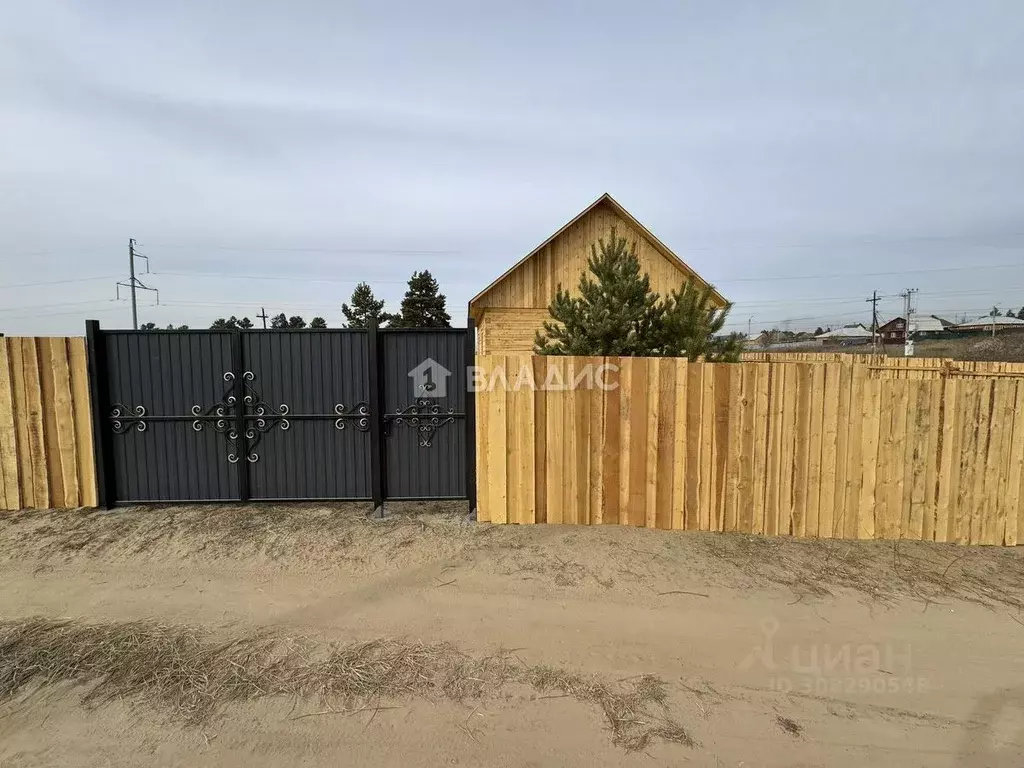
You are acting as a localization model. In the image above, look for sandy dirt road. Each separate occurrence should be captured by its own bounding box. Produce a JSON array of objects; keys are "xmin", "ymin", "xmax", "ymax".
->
[{"xmin": 0, "ymin": 503, "xmax": 1022, "ymax": 767}]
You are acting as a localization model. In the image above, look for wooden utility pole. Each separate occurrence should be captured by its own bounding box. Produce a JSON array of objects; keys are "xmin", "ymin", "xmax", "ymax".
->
[
  {"xmin": 257, "ymin": 307, "xmax": 269, "ymax": 329},
  {"xmin": 866, "ymin": 290, "xmax": 880, "ymax": 353}
]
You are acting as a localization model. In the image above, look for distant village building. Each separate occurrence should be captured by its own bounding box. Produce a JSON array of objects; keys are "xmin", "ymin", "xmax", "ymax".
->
[
  {"xmin": 953, "ymin": 315, "xmax": 1024, "ymax": 334},
  {"xmin": 814, "ymin": 324, "xmax": 874, "ymax": 345},
  {"xmin": 876, "ymin": 316, "xmax": 907, "ymax": 343}
]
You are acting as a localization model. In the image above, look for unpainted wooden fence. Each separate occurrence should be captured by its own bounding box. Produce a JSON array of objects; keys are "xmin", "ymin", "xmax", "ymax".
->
[
  {"xmin": 0, "ymin": 337, "xmax": 97, "ymax": 509},
  {"xmin": 476, "ymin": 354, "xmax": 1024, "ymax": 545}
]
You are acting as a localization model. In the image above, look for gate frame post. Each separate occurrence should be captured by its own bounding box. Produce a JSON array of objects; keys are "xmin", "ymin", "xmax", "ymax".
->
[
  {"xmin": 465, "ymin": 316, "xmax": 478, "ymax": 521},
  {"xmin": 367, "ymin": 320, "xmax": 386, "ymax": 517},
  {"xmin": 85, "ymin": 319, "xmax": 115, "ymax": 509},
  {"xmin": 231, "ymin": 329, "xmax": 250, "ymax": 502}
]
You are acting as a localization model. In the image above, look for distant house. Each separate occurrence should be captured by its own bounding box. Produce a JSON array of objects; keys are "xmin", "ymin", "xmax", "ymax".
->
[
  {"xmin": 468, "ymin": 193, "xmax": 728, "ymax": 355},
  {"xmin": 815, "ymin": 324, "xmax": 874, "ymax": 345},
  {"xmin": 953, "ymin": 315, "xmax": 1024, "ymax": 334},
  {"xmin": 877, "ymin": 316, "xmax": 907, "ymax": 343},
  {"xmin": 910, "ymin": 316, "xmax": 951, "ymax": 338},
  {"xmin": 744, "ymin": 331, "xmax": 769, "ymax": 348}
]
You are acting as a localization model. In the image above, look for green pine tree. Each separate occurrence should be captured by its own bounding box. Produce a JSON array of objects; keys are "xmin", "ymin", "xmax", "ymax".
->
[
  {"xmin": 534, "ymin": 228, "xmax": 664, "ymax": 356},
  {"xmin": 658, "ymin": 282, "xmax": 740, "ymax": 361},
  {"xmin": 309, "ymin": 316, "xmax": 327, "ymax": 328},
  {"xmin": 395, "ymin": 271, "xmax": 451, "ymax": 328},
  {"xmin": 534, "ymin": 227, "xmax": 735, "ymax": 359},
  {"xmin": 342, "ymin": 282, "xmax": 392, "ymax": 328},
  {"xmin": 287, "ymin": 315, "xmax": 307, "ymax": 329},
  {"xmin": 270, "ymin": 313, "xmax": 288, "ymax": 329},
  {"xmin": 236, "ymin": 316, "xmax": 254, "ymax": 329}
]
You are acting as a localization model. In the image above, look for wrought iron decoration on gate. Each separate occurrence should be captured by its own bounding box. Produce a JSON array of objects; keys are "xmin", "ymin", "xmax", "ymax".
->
[
  {"xmin": 386, "ymin": 398, "xmax": 459, "ymax": 447},
  {"xmin": 186, "ymin": 371, "xmax": 370, "ymax": 463}
]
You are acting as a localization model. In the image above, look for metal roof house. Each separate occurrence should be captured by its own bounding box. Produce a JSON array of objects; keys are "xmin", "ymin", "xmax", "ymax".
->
[
  {"xmin": 954, "ymin": 315, "xmax": 1024, "ymax": 333},
  {"xmin": 815, "ymin": 324, "xmax": 874, "ymax": 343}
]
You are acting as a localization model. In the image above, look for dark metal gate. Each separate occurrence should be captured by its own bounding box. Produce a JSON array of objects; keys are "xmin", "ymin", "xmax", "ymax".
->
[{"xmin": 86, "ymin": 321, "xmax": 476, "ymax": 511}]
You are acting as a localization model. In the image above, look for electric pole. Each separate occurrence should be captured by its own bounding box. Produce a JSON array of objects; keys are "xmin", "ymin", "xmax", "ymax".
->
[
  {"xmin": 257, "ymin": 307, "xmax": 269, "ymax": 329},
  {"xmin": 866, "ymin": 290, "xmax": 880, "ymax": 353},
  {"xmin": 116, "ymin": 238, "xmax": 159, "ymax": 329},
  {"xmin": 900, "ymin": 288, "xmax": 919, "ymax": 356},
  {"xmin": 129, "ymin": 239, "xmax": 138, "ymax": 330}
]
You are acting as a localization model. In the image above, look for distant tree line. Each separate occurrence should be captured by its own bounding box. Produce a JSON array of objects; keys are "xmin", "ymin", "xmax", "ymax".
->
[{"xmin": 134, "ymin": 269, "xmax": 452, "ymax": 331}]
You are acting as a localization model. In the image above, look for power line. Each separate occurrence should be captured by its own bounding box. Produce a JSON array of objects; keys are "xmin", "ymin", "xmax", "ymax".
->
[
  {"xmin": 0, "ymin": 304, "xmax": 154, "ymax": 322},
  {"xmin": 0, "ymin": 299, "xmax": 122, "ymax": 315},
  {"xmin": 711, "ymin": 263, "xmax": 1024, "ymax": 284},
  {"xmin": 152, "ymin": 270, "xmax": 410, "ymax": 285},
  {"xmin": 730, "ymin": 285, "xmax": 1024, "ymax": 309},
  {"xmin": 0, "ymin": 275, "xmax": 120, "ymax": 290},
  {"xmin": 140, "ymin": 242, "xmax": 460, "ymax": 255}
]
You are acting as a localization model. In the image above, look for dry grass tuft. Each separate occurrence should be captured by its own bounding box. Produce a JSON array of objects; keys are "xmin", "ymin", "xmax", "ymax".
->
[
  {"xmin": 775, "ymin": 715, "xmax": 803, "ymax": 737},
  {"xmin": 0, "ymin": 617, "xmax": 693, "ymax": 753},
  {"xmin": 697, "ymin": 534, "xmax": 1024, "ymax": 610},
  {"xmin": 525, "ymin": 667, "xmax": 694, "ymax": 751},
  {"xmin": 0, "ymin": 502, "xmax": 471, "ymax": 565}
]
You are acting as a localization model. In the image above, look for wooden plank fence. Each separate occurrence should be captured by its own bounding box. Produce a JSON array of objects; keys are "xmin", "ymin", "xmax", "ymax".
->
[
  {"xmin": 476, "ymin": 354, "xmax": 1024, "ymax": 545},
  {"xmin": 0, "ymin": 337, "xmax": 97, "ymax": 510}
]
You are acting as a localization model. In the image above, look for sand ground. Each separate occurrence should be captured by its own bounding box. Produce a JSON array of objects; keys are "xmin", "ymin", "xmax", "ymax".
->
[{"xmin": 0, "ymin": 502, "xmax": 1022, "ymax": 767}]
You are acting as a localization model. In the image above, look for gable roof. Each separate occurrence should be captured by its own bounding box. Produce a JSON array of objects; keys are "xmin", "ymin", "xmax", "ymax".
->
[
  {"xmin": 955, "ymin": 315, "xmax": 1024, "ymax": 329},
  {"xmin": 877, "ymin": 316, "xmax": 907, "ymax": 331},
  {"xmin": 816, "ymin": 324, "xmax": 873, "ymax": 339},
  {"xmin": 469, "ymin": 193, "xmax": 727, "ymax": 310}
]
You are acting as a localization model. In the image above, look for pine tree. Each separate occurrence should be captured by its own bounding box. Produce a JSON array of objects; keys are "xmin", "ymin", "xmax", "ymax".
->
[
  {"xmin": 139, "ymin": 322, "xmax": 157, "ymax": 330},
  {"xmin": 814, "ymin": 327, "xmax": 825, "ymax": 336},
  {"xmin": 287, "ymin": 316, "xmax": 306, "ymax": 329},
  {"xmin": 309, "ymin": 316, "xmax": 327, "ymax": 328},
  {"xmin": 534, "ymin": 228, "xmax": 735, "ymax": 359},
  {"xmin": 534, "ymin": 228, "xmax": 664, "ymax": 355},
  {"xmin": 210, "ymin": 317, "xmax": 235, "ymax": 330},
  {"xmin": 342, "ymin": 282, "xmax": 392, "ymax": 328},
  {"xmin": 1007, "ymin": 309, "xmax": 1017, "ymax": 319},
  {"xmin": 658, "ymin": 282, "xmax": 739, "ymax": 361},
  {"xmin": 237, "ymin": 316, "xmax": 254, "ymax": 329},
  {"xmin": 395, "ymin": 271, "xmax": 451, "ymax": 328},
  {"xmin": 270, "ymin": 313, "xmax": 288, "ymax": 329}
]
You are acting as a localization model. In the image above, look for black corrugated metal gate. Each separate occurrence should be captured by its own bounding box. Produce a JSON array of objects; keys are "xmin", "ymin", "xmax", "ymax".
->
[{"xmin": 86, "ymin": 322, "xmax": 475, "ymax": 510}]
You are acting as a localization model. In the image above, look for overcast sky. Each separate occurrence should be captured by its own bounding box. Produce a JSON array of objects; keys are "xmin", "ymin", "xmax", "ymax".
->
[{"xmin": 2, "ymin": 1, "xmax": 1023, "ymax": 335}]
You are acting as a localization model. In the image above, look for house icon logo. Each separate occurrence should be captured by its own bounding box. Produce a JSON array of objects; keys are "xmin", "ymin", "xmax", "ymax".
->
[{"xmin": 408, "ymin": 358, "xmax": 452, "ymax": 398}]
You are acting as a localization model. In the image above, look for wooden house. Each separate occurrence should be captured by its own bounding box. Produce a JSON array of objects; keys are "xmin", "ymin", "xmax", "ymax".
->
[{"xmin": 469, "ymin": 193, "xmax": 727, "ymax": 354}]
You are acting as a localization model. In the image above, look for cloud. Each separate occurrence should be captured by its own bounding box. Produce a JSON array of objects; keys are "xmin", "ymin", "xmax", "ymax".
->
[{"xmin": 1, "ymin": 0, "xmax": 1023, "ymax": 334}]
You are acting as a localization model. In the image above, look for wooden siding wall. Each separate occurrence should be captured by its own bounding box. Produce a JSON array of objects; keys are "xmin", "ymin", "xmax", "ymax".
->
[
  {"xmin": 471, "ymin": 201, "xmax": 717, "ymax": 312},
  {"xmin": 477, "ymin": 308, "xmax": 551, "ymax": 355},
  {"xmin": 0, "ymin": 337, "xmax": 97, "ymax": 510},
  {"xmin": 476, "ymin": 355, "xmax": 1024, "ymax": 545}
]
